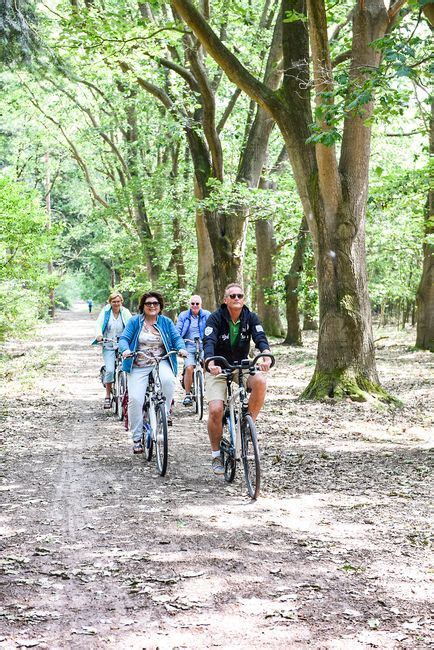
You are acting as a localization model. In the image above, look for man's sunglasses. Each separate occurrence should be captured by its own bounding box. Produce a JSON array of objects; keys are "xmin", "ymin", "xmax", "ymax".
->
[
  {"xmin": 228, "ymin": 293, "xmax": 244, "ymax": 299},
  {"xmin": 144, "ymin": 301, "xmax": 160, "ymax": 307},
  {"xmin": 190, "ymin": 302, "xmax": 200, "ymax": 306}
]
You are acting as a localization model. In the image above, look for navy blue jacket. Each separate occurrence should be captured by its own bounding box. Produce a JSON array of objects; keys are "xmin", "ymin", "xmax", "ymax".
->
[{"xmin": 203, "ymin": 305, "xmax": 270, "ymax": 364}]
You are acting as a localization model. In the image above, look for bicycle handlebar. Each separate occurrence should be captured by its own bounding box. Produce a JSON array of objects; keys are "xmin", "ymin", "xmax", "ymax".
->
[
  {"xmin": 125, "ymin": 349, "xmax": 183, "ymax": 363},
  {"xmin": 204, "ymin": 353, "xmax": 275, "ymax": 373}
]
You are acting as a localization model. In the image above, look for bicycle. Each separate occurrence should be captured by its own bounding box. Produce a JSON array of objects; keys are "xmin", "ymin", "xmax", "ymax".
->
[
  {"xmin": 98, "ymin": 338, "xmax": 127, "ymax": 420},
  {"xmin": 184, "ymin": 337, "xmax": 205, "ymax": 420},
  {"xmin": 126, "ymin": 350, "xmax": 178, "ymax": 477},
  {"xmin": 204, "ymin": 352, "xmax": 275, "ymax": 500}
]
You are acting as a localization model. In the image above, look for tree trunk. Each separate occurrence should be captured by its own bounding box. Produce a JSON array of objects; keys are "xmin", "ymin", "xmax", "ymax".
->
[
  {"xmin": 416, "ymin": 97, "xmax": 434, "ymax": 351},
  {"xmin": 171, "ymin": 0, "xmax": 397, "ymax": 402},
  {"xmin": 302, "ymin": 250, "xmax": 318, "ymax": 331},
  {"xmin": 187, "ymin": 119, "xmax": 258, "ymax": 308},
  {"xmin": 125, "ymin": 96, "xmax": 161, "ymax": 284},
  {"xmin": 255, "ymin": 218, "xmax": 284, "ymax": 336},
  {"xmin": 44, "ymin": 153, "xmax": 55, "ymax": 318},
  {"xmin": 195, "ymin": 206, "xmax": 216, "ymax": 309},
  {"xmin": 283, "ymin": 216, "xmax": 308, "ymax": 345},
  {"xmin": 302, "ymin": 198, "xmax": 388, "ymax": 401}
]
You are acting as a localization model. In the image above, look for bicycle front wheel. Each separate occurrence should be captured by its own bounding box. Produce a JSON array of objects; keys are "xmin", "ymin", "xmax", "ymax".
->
[
  {"xmin": 196, "ymin": 370, "xmax": 204, "ymax": 421},
  {"xmin": 241, "ymin": 415, "xmax": 261, "ymax": 500},
  {"xmin": 221, "ymin": 417, "xmax": 236, "ymax": 483},
  {"xmin": 155, "ymin": 403, "xmax": 168, "ymax": 477},
  {"xmin": 117, "ymin": 372, "xmax": 127, "ymax": 421},
  {"xmin": 111, "ymin": 376, "xmax": 118, "ymax": 414}
]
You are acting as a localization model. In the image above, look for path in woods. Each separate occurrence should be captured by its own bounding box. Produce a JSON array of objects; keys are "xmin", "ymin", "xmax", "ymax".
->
[{"xmin": 0, "ymin": 305, "xmax": 432, "ymax": 649}]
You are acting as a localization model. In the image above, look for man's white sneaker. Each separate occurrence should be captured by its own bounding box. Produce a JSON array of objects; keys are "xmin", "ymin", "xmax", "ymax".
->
[{"xmin": 211, "ymin": 455, "xmax": 225, "ymax": 475}]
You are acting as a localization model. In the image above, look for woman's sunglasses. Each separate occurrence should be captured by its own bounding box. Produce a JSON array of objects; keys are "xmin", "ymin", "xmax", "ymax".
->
[
  {"xmin": 144, "ymin": 301, "xmax": 160, "ymax": 307},
  {"xmin": 228, "ymin": 293, "xmax": 244, "ymax": 299}
]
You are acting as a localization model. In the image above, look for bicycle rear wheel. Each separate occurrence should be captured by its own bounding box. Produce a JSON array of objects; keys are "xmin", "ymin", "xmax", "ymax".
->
[
  {"xmin": 155, "ymin": 403, "xmax": 168, "ymax": 476},
  {"xmin": 241, "ymin": 414, "xmax": 260, "ymax": 499},
  {"xmin": 117, "ymin": 371, "xmax": 127, "ymax": 421},
  {"xmin": 196, "ymin": 370, "xmax": 204, "ymax": 421}
]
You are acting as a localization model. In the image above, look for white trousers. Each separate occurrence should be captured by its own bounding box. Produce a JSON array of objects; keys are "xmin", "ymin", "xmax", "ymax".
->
[{"xmin": 127, "ymin": 360, "xmax": 175, "ymax": 442}]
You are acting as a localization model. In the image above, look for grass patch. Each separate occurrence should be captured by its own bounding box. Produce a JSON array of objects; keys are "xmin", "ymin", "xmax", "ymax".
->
[{"xmin": 0, "ymin": 346, "xmax": 59, "ymax": 389}]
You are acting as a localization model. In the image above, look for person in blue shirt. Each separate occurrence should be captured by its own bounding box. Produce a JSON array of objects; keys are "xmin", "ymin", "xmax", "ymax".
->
[
  {"xmin": 118, "ymin": 291, "xmax": 187, "ymax": 454},
  {"xmin": 176, "ymin": 295, "xmax": 211, "ymax": 406},
  {"xmin": 92, "ymin": 292, "xmax": 132, "ymax": 409}
]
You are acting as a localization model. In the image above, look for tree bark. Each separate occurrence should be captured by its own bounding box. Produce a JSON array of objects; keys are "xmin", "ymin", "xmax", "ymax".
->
[
  {"xmin": 416, "ymin": 97, "xmax": 434, "ymax": 350},
  {"xmin": 255, "ymin": 218, "xmax": 284, "ymax": 336},
  {"xmin": 283, "ymin": 216, "xmax": 308, "ymax": 345}
]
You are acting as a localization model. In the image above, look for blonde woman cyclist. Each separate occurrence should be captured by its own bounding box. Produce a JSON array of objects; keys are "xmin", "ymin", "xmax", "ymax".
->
[{"xmin": 92, "ymin": 292, "xmax": 132, "ymax": 408}]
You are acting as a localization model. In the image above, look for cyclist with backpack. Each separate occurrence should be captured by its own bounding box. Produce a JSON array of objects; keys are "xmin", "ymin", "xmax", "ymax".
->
[{"xmin": 175, "ymin": 295, "xmax": 211, "ymax": 406}]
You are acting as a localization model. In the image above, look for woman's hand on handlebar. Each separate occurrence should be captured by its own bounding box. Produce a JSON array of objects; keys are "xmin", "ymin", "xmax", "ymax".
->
[
  {"xmin": 178, "ymin": 349, "xmax": 188, "ymax": 358},
  {"xmin": 122, "ymin": 349, "xmax": 132, "ymax": 359}
]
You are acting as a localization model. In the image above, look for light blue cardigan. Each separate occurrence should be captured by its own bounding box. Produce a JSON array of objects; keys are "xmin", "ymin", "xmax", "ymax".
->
[
  {"xmin": 118, "ymin": 314, "xmax": 186, "ymax": 374},
  {"xmin": 91, "ymin": 304, "xmax": 132, "ymax": 345}
]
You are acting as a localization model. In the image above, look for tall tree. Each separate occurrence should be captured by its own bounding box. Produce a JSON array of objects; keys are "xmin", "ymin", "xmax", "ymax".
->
[
  {"xmin": 416, "ymin": 9, "xmax": 434, "ymax": 350},
  {"xmin": 171, "ymin": 0, "xmax": 411, "ymax": 401}
]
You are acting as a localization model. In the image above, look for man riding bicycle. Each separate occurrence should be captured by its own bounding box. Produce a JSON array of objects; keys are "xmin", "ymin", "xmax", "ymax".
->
[
  {"xmin": 203, "ymin": 283, "xmax": 272, "ymax": 475},
  {"xmin": 176, "ymin": 295, "xmax": 210, "ymax": 407}
]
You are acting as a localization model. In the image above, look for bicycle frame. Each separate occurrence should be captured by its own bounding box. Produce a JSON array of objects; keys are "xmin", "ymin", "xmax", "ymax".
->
[
  {"xmin": 223, "ymin": 376, "xmax": 248, "ymax": 460},
  {"xmin": 204, "ymin": 353, "xmax": 275, "ymax": 497}
]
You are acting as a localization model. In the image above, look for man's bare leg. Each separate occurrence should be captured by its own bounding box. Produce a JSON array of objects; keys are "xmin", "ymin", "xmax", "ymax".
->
[
  {"xmin": 247, "ymin": 373, "xmax": 267, "ymax": 421},
  {"xmin": 208, "ymin": 399, "xmax": 224, "ymax": 451},
  {"xmin": 184, "ymin": 365, "xmax": 194, "ymax": 393}
]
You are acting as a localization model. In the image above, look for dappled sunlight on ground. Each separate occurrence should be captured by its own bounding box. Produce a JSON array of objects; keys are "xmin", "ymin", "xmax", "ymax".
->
[{"xmin": 0, "ymin": 312, "xmax": 432, "ymax": 647}]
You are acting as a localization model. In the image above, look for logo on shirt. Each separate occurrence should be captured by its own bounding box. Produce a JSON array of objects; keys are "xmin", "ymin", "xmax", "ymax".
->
[
  {"xmin": 221, "ymin": 334, "xmax": 229, "ymax": 341},
  {"xmin": 255, "ymin": 325, "xmax": 264, "ymax": 332},
  {"xmin": 204, "ymin": 326, "xmax": 213, "ymax": 336}
]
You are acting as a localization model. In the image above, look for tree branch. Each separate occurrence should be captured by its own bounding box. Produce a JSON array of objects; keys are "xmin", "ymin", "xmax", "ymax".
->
[
  {"xmin": 388, "ymin": 0, "xmax": 408, "ymax": 21},
  {"xmin": 217, "ymin": 87, "xmax": 242, "ymax": 133},
  {"xmin": 184, "ymin": 35, "xmax": 223, "ymax": 180},
  {"xmin": 170, "ymin": 0, "xmax": 276, "ymax": 112},
  {"xmin": 117, "ymin": 60, "xmax": 174, "ymax": 111},
  {"xmin": 307, "ymin": 0, "xmax": 341, "ymax": 216},
  {"xmin": 44, "ymin": 78, "xmax": 131, "ymax": 179}
]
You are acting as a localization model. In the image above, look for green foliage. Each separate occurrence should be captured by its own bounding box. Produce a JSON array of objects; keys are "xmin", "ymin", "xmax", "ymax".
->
[
  {"xmin": 0, "ymin": 176, "xmax": 53, "ymax": 281},
  {"xmin": 0, "ymin": 175, "xmax": 57, "ymax": 340},
  {"xmin": 283, "ymin": 10, "xmax": 307, "ymax": 24},
  {"xmin": 367, "ymin": 163, "xmax": 427, "ymax": 311}
]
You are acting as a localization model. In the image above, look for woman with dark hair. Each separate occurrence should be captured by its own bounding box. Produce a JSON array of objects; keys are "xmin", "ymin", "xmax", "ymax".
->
[{"xmin": 118, "ymin": 291, "xmax": 187, "ymax": 454}]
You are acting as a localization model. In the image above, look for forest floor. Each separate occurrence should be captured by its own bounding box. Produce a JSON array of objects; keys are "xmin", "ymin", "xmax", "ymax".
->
[{"xmin": 0, "ymin": 304, "xmax": 432, "ymax": 650}]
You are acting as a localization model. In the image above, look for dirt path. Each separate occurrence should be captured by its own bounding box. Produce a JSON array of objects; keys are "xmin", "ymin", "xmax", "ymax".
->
[{"xmin": 0, "ymin": 305, "xmax": 432, "ymax": 649}]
